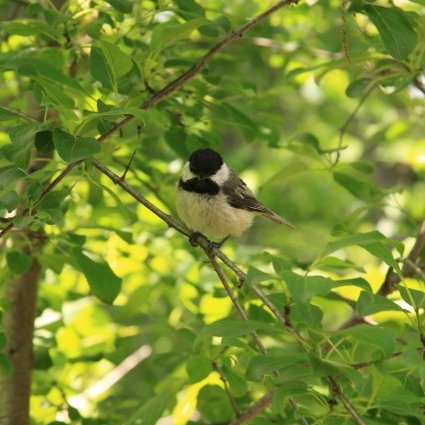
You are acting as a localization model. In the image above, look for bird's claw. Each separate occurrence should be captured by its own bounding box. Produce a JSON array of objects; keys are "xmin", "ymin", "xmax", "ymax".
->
[{"xmin": 189, "ymin": 231, "xmax": 202, "ymax": 247}]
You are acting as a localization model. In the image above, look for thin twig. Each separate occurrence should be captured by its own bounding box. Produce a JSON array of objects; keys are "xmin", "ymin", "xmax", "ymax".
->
[
  {"xmin": 251, "ymin": 284, "xmax": 307, "ymax": 346},
  {"xmin": 340, "ymin": 0, "xmax": 351, "ymax": 64},
  {"xmin": 119, "ymin": 148, "xmax": 138, "ymax": 181},
  {"xmin": 379, "ymin": 217, "xmax": 425, "ymax": 296},
  {"xmin": 0, "ymin": 106, "xmax": 39, "ymax": 123},
  {"xmin": 333, "ymin": 83, "xmax": 376, "ymax": 166},
  {"xmin": 229, "ymin": 391, "xmax": 274, "ymax": 425},
  {"xmin": 327, "ymin": 377, "xmax": 366, "ymax": 425},
  {"xmin": 212, "ymin": 362, "xmax": 242, "ymax": 416},
  {"xmin": 204, "ymin": 248, "xmax": 268, "ymax": 355}
]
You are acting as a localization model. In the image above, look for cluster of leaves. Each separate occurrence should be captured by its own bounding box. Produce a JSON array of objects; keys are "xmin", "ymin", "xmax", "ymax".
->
[{"xmin": 0, "ymin": 0, "xmax": 424, "ymax": 424}]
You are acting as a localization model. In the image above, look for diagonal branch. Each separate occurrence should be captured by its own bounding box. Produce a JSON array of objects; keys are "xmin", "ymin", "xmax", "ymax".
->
[
  {"xmin": 230, "ymin": 391, "xmax": 274, "ymax": 425},
  {"xmin": 327, "ymin": 377, "xmax": 366, "ymax": 425},
  {"xmin": 92, "ymin": 159, "xmax": 315, "ymax": 424},
  {"xmin": 379, "ymin": 216, "xmax": 425, "ymax": 296},
  {"xmin": 203, "ymin": 249, "xmax": 268, "ymax": 355}
]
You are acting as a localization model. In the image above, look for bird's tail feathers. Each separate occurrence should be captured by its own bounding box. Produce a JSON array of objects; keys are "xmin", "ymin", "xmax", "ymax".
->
[{"xmin": 262, "ymin": 210, "xmax": 295, "ymax": 229}]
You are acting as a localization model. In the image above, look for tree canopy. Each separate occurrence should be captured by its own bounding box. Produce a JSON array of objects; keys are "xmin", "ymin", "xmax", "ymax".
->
[{"xmin": 0, "ymin": 1, "xmax": 424, "ymax": 425}]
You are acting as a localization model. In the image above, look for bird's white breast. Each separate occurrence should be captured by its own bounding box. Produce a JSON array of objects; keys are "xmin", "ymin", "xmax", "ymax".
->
[{"xmin": 176, "ymin": 189, "xmax": 254, "ymax": 240}]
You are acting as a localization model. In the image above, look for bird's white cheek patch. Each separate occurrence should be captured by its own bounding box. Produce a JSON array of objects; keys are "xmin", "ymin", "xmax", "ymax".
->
[
  {"xmin": 180, "ymin": 162, "xmax": 195, "ymax": 181},
  {"xmin": 210, "ymin": 164, "xmax": 230, "ymax": 186}
]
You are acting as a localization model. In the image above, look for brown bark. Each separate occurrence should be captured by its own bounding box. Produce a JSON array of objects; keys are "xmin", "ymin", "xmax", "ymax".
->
[{"xmin": 0, "ymin": 258, "xmax": 41, "ymax": 425}]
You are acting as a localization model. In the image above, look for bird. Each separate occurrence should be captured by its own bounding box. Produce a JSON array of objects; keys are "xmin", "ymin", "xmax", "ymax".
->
[{"xmin": 176, "ymin": 148, "xmax": 294, "ymax": 242}]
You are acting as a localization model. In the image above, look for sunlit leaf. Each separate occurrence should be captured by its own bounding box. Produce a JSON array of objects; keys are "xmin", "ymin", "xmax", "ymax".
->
[
  {"xmin": 53, "ymin": 129, "xmax": 100, "ymax": 162},
  {"xmin": 363, "ymin": 5, "xmax": 417, "ymax": 59},
  {"xmin": 72, "ymin": 250, "xmax": 122, "ymax": 304},
  {"xmin": 399, "ymin": 286, "xmax": 425, "ymax": 310},
  {"xmin": 357, "ymin": 291, "xmax": 404, "ymax": 316}
]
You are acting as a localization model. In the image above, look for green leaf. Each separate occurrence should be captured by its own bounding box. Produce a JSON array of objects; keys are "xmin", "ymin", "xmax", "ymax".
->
[
  {"xmin": 0, "ymin": 168, "xmax": 27, "ymax": 190},
  {"xmin": 0, "ymin": 191, "xmax": 19, "ymax": 212},
  {"xmin": 127, "ymin": 393, "xmax": 171, "ymax": 425},
  {"xmin": 1, "ymin": 140, "xmax": 36, "ymax": 168},
  {"xmin": 290, "ymin": 303, "xmax": 323, "ymax": 329},
  {"xmin": 72, "ymin": 250, "xmax": 122, "ymax": 304},
  {"xmin": 104, "ymin": 0, "xmax": 133, "ymax": 13},
  {"xmin": 186, "ymin": 355, "xmax": 212, "ymax": 383},
  {"xmin": 339, "ymin": 324, "xmax": 395, "ymax": 356},
  {"xmin": 197, "ymin": 385, "xmax": 234, "ymax": 423},
  {"xmin": 322, "ymin": 231, "xmax": 385, "ymax": 255},
  {"xmin": 346, "ymin": 78, "xmax": 373, "ymax": 98},
  {"xmin": 363, "ymin": 5, "xmax": 417, "ymax": 59},
  {"xmin": 89, "ymin": 41, "xmax": 133, "ymax": 91},
  {"xmin": 221, "ymin": 361, "xmax": 247, "ymax": 397},
  {"xmin": 6, "ymin": 252, "xmax": 33, "ymax": 275},
  {"xmin": 35, "ymin": 131, "xmax": 54, "ymax": 154},
  {"xmin": 333, "ymin": 170, "xmax": 383, "ymax": 201},
  {"xmin": 25, "ymin": 180, "xmax": 43, "ymax": 204},
  {"xmin": 399, "ymin": 286, "xmax": 425, "ymax": 310},
  {"xmin": 246, "ymin": 267, "xmax": 276, "ymax": 286},
  {"xmin": 200, "ymin": 319, "xmax": 276, "ymax": 338},
  {"xmin": 76, "ymin": 107, "xmax": 145, "ymax": 135},
  {"xmin": 2, "ymin": 19, "xmax": 60, "ymax": 39},
  {"xmin": 309, "ymin": 354, "xmax": 342, "ymax": 376},
  {"xmin": 334, "ymin": 277, "xmax": 372, "ymax": 292},
  {"xmin": 314, "ymin": 256, "xmax": 365, "ymax": 273},
  {"xmin": 150, "ymin": 17, "xmax": 208, "ymax": 52},
  {"xmin": 53, "ymin": 129, "xmax": 100, "ymax": 162},
  {"xmin": 246, "ymin": 353, "xmax": 303, "ymax": 380},
  {"xmin": 362, "ymin": 242, "xmax": 401, "ymax": 273},
  {"xmin": 38, "ymin": 189, "xmax": 70, "ymax": 211},
  {"xmin": 278, "ymin": 270, "xmax": 335, "ymax": 302},
  {"xmin": 323, "ymin": 231, "xmax": 401, "ymax": 273},
  {"xmin": 173, "ymin": 0, "xmax": 205, "ymax": 17},
  {"xmin": 357, "ymin": 291, "xmax": 404, "ymax": 316},
  {"xmin": 0, "ymin": 107, "xmax": 26, "ymax": 121},
  {"xmin": 270, "ymin": 255, "xmax": 293, "ymax": 274},
  {"xmin": 16, "ymin": 58, "xmax": 86, "ymax": 93},
  {"xmin": 32, "ymin": 79, "xmax": 75, "ymax": 109}
]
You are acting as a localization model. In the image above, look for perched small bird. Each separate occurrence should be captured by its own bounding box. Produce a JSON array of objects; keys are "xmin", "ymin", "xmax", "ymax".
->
[{"xmin": 176, "ymin": 148, "xmax": 294, "ymax": 241}]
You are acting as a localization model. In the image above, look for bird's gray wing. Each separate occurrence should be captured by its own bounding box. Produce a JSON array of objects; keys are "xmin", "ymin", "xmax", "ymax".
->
[
  {"xmin": 222, "ymin": 171, "xmax": 266, "ymax": 212},
  {"xmin": 222, "ymin": 170, "xmax": 294, "ymax": 227}
]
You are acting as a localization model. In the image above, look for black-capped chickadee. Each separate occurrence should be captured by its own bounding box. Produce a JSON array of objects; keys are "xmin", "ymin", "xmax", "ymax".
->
[{"xmin": 176, "ymin": 148, "xmax": 294, "ymax": 241}]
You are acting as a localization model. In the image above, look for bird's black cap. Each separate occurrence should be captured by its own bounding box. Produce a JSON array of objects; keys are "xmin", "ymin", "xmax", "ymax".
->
[{"xmin": 189, "ymin": 148, "xmax": 223, "ymax": 177}]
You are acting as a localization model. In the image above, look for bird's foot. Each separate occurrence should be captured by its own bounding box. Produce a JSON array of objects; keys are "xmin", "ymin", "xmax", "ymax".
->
[
  {"xmin": 206, "ymin": 235, "xmax": 230, "ymax": 255},
  {"xmin": 189, "ymin": 231, "xmax": 203, "ymax": 247}
]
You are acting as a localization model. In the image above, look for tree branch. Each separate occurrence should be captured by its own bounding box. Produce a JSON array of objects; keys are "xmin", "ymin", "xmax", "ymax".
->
[
  {"xmin": 229, "ymin": 391, "xmax": 274, "ymax": 425},
  {"xmin": 203, "ymin": 248, "xmax": 268, "ymax": 355},
  {"xmin": 0, "ymin": 254, "xmax": 42, "ymax": 425},
  {"xmin": 327, "ymin": 377, "xmax": 366, "ymax": 425}
]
